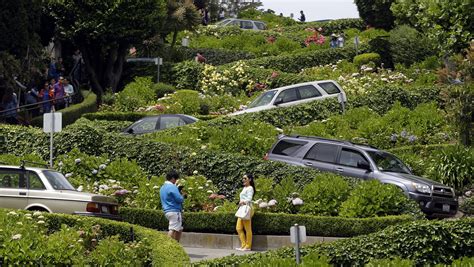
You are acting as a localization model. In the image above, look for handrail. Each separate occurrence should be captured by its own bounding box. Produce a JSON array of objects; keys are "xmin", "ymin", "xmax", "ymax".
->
[{"xmin": 0, "ymin": 93, "xmax": 76, "ymax": 118}]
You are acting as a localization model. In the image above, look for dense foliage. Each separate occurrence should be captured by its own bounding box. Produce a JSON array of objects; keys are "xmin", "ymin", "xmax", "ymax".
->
[
  {"xmin": 203, "ymin": 219, "xmax": 474, "ymax": 266},
  {"xmin": 354, "ymin": 0, "xmax": 395, "ymax": 30},
  {"xmin": 0, "ymin": 209, "xmax": 188, "ymax": 266}
]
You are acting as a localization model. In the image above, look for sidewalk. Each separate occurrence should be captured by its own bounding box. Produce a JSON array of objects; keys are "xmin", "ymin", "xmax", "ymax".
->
[{"xmin": 184, "ymin": 246, "xmax": 259, "ymax": 263}]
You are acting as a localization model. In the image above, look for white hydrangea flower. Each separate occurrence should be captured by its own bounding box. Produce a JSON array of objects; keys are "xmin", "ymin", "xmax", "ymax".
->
[
  {"xmin": 37, "ymin": 220, "xmax": 45, "ymax": 225},
  {"xmin": 292, "ymin": 198, "xmax": 304, "ymax": 206},
  {"xmin": 11, "ymin": 234, "xmax": 22, "ymax": 240},
  {"xmin": 268, "ymin": 199, "xmax": 278, "ymax": 207},
  {"xmin": 65, "ymin": 173, "xmax": 73, "ymax": 178},
  {"xmin": 193, "ymin": 170, "xmax": 199, "ymax": 175},
  {"xmin": 74, "ymin": 158, "xmax": 81, "ymax": 164},
  {"xmin": 91, "ymin": 169, "xmax": 98, "ymax": 175},
  {"xmin": 259, "ymin": 202, "xmax": 269, "ymax": 208},
  {"xmin": 153, "ymin": 185, "xmax": 159, "ymax": 189},
  {"xmin": 99, "ymin": 164, "xmax": 106, "ymax": 170}
]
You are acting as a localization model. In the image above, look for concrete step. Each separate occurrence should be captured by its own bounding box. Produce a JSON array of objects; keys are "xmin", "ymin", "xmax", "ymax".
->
[{"xmin": 164, "ymin": 231, "xmax": 345, "ymax": 251}]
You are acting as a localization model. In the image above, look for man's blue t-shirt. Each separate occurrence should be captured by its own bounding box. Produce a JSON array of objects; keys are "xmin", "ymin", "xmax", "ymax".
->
[{"xmin": 160, "ymin": 181, "xmax": 184, "ymax": 213}]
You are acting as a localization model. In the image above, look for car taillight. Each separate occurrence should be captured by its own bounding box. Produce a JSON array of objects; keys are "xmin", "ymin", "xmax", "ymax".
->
[
  {"xmin": 86, "ymin": 202, "xmax": 100, "ymax": 213},
  {"xmin": 263, "ymin": 153, "xmax": 269, "ymax": 160},
  {"xmin": 110, "ymin": 205, "xmax": 119, "ymax": 215}
]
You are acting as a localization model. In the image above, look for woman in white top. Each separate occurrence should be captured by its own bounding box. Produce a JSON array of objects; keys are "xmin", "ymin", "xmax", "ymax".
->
[{"xmin": 236, "ymin": 173, "xmax": 255, "ymax": 251}]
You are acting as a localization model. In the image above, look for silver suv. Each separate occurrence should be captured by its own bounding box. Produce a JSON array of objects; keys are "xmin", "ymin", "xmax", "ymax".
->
[
  {"xmin": 0, "ymin": 163, "xmax": 120, "ymax": 220},
  {"xmin": 266, "ymin": 135, "xmax": 458, "ymax": 215}
]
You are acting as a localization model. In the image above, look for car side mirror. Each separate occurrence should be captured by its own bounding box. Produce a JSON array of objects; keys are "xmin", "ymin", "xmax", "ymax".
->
[
  {"xmin": 127, "ymin": 128, "xmax": 134, "ymax": 134},
  {"xmin": 274, "ymin": 98, "xmax": 283, "ymax": 106},
  {"xmin": 357, "ymin": 160, "xmax": 371, "ymax": 171}
]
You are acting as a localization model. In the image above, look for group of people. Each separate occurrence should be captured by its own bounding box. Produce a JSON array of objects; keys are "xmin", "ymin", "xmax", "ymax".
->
[
  {"xmin": 160, "ymin": 170, "xmax": 256, "ymax": 251},
  {"xmin": 330, "ymin": 33, "xmax": 345, "ymax": 48}
]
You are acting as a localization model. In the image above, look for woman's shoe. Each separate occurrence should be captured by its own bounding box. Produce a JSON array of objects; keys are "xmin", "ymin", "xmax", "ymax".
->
[
  {"xmin": 241, "ymin": 248, "xmax": 251, "ymax": 251},
  {"xmin": 235, "ymin": 247, "xmax": 244, "ymax": 251}
]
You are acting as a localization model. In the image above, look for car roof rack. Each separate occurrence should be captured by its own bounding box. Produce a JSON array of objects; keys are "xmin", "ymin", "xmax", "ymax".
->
[
  {"xmin": 20, "ymin": 160, "xmax": 49, "ymax": 169},
  {"xmin": 289, "ymin": 135, "xmax": 378, "ymax": 148}
]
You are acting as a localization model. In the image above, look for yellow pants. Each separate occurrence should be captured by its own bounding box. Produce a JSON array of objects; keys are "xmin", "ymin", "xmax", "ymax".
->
[{"xmin": 236, "ymin": 218, "xmax": 252, "ymax": 249}]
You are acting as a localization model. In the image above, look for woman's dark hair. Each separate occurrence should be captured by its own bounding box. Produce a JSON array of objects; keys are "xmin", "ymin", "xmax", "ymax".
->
[{"xmin": 245, "ymin": 173, "xmax": 256, "ymax": 193}]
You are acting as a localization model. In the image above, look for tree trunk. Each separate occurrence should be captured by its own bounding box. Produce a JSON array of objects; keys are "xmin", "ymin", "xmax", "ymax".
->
[{"xmin": 81, "ymin": 45, "xmax": 104, "ymax": 99}]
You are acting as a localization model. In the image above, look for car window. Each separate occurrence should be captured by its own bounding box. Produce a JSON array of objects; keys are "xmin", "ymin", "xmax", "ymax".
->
[
  {"xmin": 304, "ymin": 143, "xmax": 338, "ymax": 163},
  {"xmin": 240, "ymin": 20, "xmax": 254, "ymax": 29},
  {"xmin": 338, "ymin": 148, "xmax": 369, "ymax": 168},
  {"xmin": 272, "ymin": 140, "xmax": 307, "ymax": 156},
  {"xmin": 43, "ymin": 170, "xmax": 75, "ymax": 190},
  {"xmin": 254, "ymin": 22, "xmax": 266, "ymax": 30},
  {"xmin": 318, "ymin": 82, "xmax": 341, "ymax": 94},
  {"xmin": 132, "ymin": 117, "xmax": 159, "ymax": 133},
  {"xmin": 229, "ymin": 20, "xmax": 239, "ymax": 26},
  {"xmin": 159, "ymin": 116, "xmax": 187, "ymax": 130},
  {"xmin": 28, "ymin": 171, "xmax": 45, "ymax": 190},
  {"xmin": 298, "ymin": 85, "xmax": 322, "ymax": 99},
  {"xmin": 276, "ymin": 88, "xmax": 298, "ymax": 103},
  {"xmin": 247, "ymin": 90, "xmax": 277, "ymax": 108},
  {"xmin": 0, "ymin": 170, "xmax": 26, "ymax": 189}
]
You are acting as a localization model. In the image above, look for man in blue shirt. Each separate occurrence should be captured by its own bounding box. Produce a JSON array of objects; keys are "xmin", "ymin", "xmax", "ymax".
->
[{"xmin": 160, "ymin": 170, "xmax": 184, "ymax": 242}]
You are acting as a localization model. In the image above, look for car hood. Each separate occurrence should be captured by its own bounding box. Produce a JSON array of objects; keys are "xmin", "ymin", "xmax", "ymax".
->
[
  {"xmin": 381, "ymin": 172, "xmax": 447, "ymax": 187},
  {"xmin": 55, "ymin": 190, "xmax": 118, "ymax": 204},
  {"xmin": 229, "ymin": 105, "xmax": 272, "ymax": 116}
]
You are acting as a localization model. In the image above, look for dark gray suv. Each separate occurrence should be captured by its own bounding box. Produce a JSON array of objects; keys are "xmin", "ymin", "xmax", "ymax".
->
[{"xmin": 266, "ymin": 135, "xmax": 458, "ymax": 215}]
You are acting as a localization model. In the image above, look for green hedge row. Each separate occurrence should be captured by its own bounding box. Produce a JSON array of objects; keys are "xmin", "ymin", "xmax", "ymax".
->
[
  {"xmin": 203, "ymin": 219, "xmax": 474, "ymax": 266},
  {"xmin": 120, "ymin": 208, "xmax": 414, "ymax": 237},
  {"xmin": 82, "ymin": 112, "xmax": 219, "ymax": 122},
  {"xmin": 30, "ymin": 90, "xmax": 97, "ymax": 127},
  {"xmin": 233, "ymin": 46, "xmax": 366, "ymax": 73},
  {"xmin": 41, "ymin": 212, "xmax": 189, "ymax": 266},
  {"xmin": 283, "ymin": 19, "xmax": 366, "ymax": 35}
]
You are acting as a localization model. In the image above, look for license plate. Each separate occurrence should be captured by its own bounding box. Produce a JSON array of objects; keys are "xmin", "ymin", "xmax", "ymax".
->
[
  {"xmin": 101, "ymin": 206, "xmax": 110, "ymax": 213},
  {"xmin": 442, "ymin": 204, "xmax": 450, "ymax": 212}
]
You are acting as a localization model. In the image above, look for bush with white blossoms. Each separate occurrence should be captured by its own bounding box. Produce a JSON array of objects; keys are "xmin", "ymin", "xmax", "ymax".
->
[
  {"xmin": 177, "ymin": 175, "xmax": 221, "ymax": 212},
  {"xmin": 198, "ymin": 61, "xmax": 255, "ymax": 96}
]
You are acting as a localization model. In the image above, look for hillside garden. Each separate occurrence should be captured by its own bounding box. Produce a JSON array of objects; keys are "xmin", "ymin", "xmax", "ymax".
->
[{"xmin": 1, "ymin": 7, "xmax": 473, "ymax": 266}]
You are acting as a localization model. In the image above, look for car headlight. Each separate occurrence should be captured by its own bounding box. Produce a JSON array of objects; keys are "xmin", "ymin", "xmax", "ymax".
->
[{"xmin": 412, "ymin": 183, "xmax": 431, "ymax": 194}]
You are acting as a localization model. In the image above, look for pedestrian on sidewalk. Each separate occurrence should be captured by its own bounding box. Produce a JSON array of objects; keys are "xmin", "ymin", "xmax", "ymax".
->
[
  {"xmin": 160, "ymin": 170, "xmax": 185, "ymax": 242},
  {"xmin": 235, "ymin": 173, "xmax": 255, "ymax": 251}
]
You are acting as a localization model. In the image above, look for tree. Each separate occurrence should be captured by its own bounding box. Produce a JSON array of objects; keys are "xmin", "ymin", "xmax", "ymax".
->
[
  {"xmin": 354, "ymin": 0, "xmax": 395, "ymax": 30},
  {"xmin": 162, "ymin": 0, "xmax": 201, "ymax": 47},
  {"xmin": 45, "ymin": 0, "xmax": 168, "ymax": 96},
  {"xmin": 391, "ymin": 0, "xmax": 473, "ymax": 55}
]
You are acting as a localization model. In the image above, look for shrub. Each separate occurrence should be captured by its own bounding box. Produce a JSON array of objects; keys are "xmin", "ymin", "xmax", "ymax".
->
[
  {"xmin": 240, "ymin": 46, "xmax": 365, "ymax": 73},
  {"xmin": 203, "ymin": 219, "xmax": 474, "ymax": 266},
  {"xmin": 120, "ymin": 208, "xmax": 414, "ymax": 237},
  {"xmin": 82, "ymin": 111, "xmax": 218, "ymax": 122},
  {"xmin": 460, "ymin": 197, "xmax": 474, "ymax": 215},
  {"xmin": 153, "ymin": 82, "xmax": 176, "ymax": 98},
  {"xmin": 300, "ymin": 174, "xmax": 351, "ymax": 216},
  {"xmin": 0, "ymin": 209, "xmax": 188, "ymax": 266},
  {"xmin": 429, "ymin": 145, "xmax": 474, "ymax": 190},
  {"xmin": 339, "ymin": 180, "xmax": 423, "ymax": 218},
  {"xmin": 114, "ymin": 77, "xmax": 156, "ymax": 112},
  {"xmin": 389, "ymin": 25, "xmax": 435, "ymax": 66},
  {"xmin": 172, "ymin": 60, "xmax": 204, "ymax": 90},
  {"xmin": 353, "ymin": 52, "xmax": 381, "ymax": 67},
  {"xmin": 30, "ymin": 90, "xmax": 98, "ymax": 127},
  {"xmin": 366, "ymin": 258, "xmax": 413, "ymax": 267}
]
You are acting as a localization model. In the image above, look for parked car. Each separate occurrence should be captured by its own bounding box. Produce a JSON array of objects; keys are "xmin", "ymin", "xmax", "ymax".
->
[
  {"xmin": 265, "ymin": 135, "xmax": 458, "ymax": 216},
  {"xmin": 215, "ymin": 18, "xmax": 266, "ymax": 30},
  {"xmin": 122, "ymin": 114, "xmax": 198, "ymax": 135},
  {"xmin": 0, "ymin": 163, "xmax": 120, "ymax": 220},
  {"xmin": 230, "ymin": 80, "xmax": 347, "ymax": 116}
]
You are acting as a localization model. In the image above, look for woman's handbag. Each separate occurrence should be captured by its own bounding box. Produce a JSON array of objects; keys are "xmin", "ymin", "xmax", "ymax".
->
[{"xmin": 235, "ymin": 204, "xmax": 251, "ymax": 220}]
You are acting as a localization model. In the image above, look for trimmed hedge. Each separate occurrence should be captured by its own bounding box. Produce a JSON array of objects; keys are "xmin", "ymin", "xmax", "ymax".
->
[
  {"xmin": 235, "ymin": 46, "xmax": 366, "ymax": 73},
  {"xmin": 202, "ymin": 219, "xmax": 474, "ymax": 266},
  {"xmin": 283, "ymin": 19, "xmax": 366, "ymax": 35},
  {"xmin": 41, "ymin": 212, "xmax": 189, "ymax": 266},
  {"xmin": 30, "ymin": 90, "xmax": 97, "ymax": 127},
  {"xmin": 120, "ymin": 208, "xmax": 414, "ymax": 237},
  {"xmin": 82, "ymin": 112, "xmax": 219, "ymax": 122}
]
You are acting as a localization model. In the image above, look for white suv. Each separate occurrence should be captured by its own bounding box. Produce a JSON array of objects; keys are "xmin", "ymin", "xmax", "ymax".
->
[{"xmin": 231, "ymin": 80, "xmax": 347, "ymax": 115}]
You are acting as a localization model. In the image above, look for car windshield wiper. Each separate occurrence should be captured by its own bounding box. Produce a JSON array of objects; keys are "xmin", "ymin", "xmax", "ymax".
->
[{"xmin": 381, "ymin": 169, "xmax": 409, "ymax": 174}]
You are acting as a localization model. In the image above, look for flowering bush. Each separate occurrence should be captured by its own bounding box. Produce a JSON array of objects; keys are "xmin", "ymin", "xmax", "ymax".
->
[
  {"xmin": 0, "ymin": 210, "xmax": 151, "ymax": 265},
  {"xmin": 177, "ymin": 175, "xmax": 221, "ymax": 212},
  {"xmin": 198, "ymin": 61, "xmax": 255, "ymax": 96}
]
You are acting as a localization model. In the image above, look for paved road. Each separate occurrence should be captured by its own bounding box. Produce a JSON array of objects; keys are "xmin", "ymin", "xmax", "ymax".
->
[{"xmin": 184, "ymin": 246, "xmax": 260, "ymax": 263}]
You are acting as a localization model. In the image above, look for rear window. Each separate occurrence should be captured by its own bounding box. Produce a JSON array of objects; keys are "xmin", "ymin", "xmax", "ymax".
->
[
  {"xmin": 272, "ymin": 140, "xmax": 307, "ymax": 156},
  {"xmin": 254, "ymin": 22, "xmax": 266, "ymax": 30},
  {"xmin": 318, "ymin": 82, "xmax": 341, "ymax": 94}
]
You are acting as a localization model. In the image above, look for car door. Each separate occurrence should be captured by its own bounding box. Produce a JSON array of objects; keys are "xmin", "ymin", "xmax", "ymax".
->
[
  {"xmin": 301, "ymin": 143, "xmax": 339, "ymax": 172},
  {"xmin": 0, "ymin": 168, "xmax": 28, "ymax": 209},
  {"xmin": 158, "ymin": 115, "xmax": 187, "ymax": 130},
  {"xmin": 274, "ymin": 88, "xmax": 299, "ymax": 108},
  {"xmin": 26, "ymin": 170, "xmax": 48, "ymax": 208},
  {"xmin": 335, "ymin": 147, "xmax": 373, "ymax": 179},
  {"xmin": 296, "ymin": 85, "xmax": 323, "ymax": 104}
]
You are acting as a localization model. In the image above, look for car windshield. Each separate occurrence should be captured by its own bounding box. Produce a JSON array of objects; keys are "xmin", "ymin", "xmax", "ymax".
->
[
  {"xmin": 247, "ymin": 90, "xmax": 277, "ymax": 108},
  {"xmin": 42, "ymin": 170, "xmax": 76, "ymax": 190},
  {"xmin": 216, "ymin": 19, "xmax": 231, "ymax": 25},
  {"xmin": 367, "ymin": 151, "xmax": 411, "ymax": 174}
]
